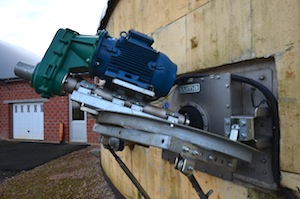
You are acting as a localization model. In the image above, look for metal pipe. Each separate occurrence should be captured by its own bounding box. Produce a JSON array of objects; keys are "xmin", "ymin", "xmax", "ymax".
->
[{"xmin": 14, "ymin": 62, "xmax": 36, "ymax": 83}]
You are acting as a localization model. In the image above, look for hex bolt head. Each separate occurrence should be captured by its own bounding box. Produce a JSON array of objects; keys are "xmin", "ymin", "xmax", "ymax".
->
[
  {"xmin": 182, "ymin": 145, "xmax": 190, "ymax": 152},
  {"xmin": 191, "ymin": 150, "xmax": 199, "ymax": 156},
  {"xmin": 241, "ymin": 120, "xmax": 247, "ymax": 126},
  {"xmin": 227, "ymin": 162, "xmax": 233, "ymax": 167},
  {"xmin": 241, "ymin": 133, "xmax": 247, "ymax": 138},
  {"xmin": 208, "ymin": 155, "xmax": 214, "ymax": 161}
]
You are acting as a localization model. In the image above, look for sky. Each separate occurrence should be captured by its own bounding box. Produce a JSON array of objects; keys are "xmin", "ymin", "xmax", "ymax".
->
[{"xmin": 0, "ymin": 0, "xmax": 108, "ymax": 57}]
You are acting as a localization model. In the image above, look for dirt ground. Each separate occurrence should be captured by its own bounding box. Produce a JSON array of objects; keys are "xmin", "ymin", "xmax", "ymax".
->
[{"xmin": 0, "ymin": 145, "xmax": 117, "ymax": 199}]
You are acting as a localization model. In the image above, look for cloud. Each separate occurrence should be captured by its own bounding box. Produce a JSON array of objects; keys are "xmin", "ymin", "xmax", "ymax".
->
[{"xmin": 0, "ymin": 0, "xmax": 107, "ymax": 57}]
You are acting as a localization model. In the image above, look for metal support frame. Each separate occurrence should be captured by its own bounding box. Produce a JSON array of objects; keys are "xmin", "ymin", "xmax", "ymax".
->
[
  {"xmin": 93, "ymin": 112, "xmax": 258, "ymax": 163},
  {"xmin": 93, "ymin": 111, "xmax": 259, "ymax": 199}
]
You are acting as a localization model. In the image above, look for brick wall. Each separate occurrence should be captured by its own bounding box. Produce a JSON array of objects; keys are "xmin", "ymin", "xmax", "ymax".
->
[
  {"xmin": 87, "ymin": 116, "xmax": 99, "ymax": 143},
  {"xmin": 0, "ymin": 80, "xmax": 99, "ymax": 143},
  {"xmin": 43, "ymin": 96, "xmax": 69, "ymax": 142}
]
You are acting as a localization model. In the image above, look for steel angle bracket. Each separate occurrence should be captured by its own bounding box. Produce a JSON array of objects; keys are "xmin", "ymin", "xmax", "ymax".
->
[
  {"xmin": 94, "ymin": 111, "xmax": 259, "ymax": 163},
  {"xmin": 94, "ymin": 123, "xmax": 237, "ymax": 171}
]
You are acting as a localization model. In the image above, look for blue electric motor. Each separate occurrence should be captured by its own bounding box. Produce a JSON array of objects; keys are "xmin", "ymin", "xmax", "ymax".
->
[{"xmin": 91, "ymin": 30, "xmax": 177, "ymax": 98}]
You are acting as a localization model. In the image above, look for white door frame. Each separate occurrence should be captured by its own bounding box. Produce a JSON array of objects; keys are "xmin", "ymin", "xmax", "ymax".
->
[
  {"xmin": 13, "ymin": 102, "xmax": 44, "ymax": 140},
  {"xmin": 69, "ymin": 96, "xmax": 87, "ymax": 142}
]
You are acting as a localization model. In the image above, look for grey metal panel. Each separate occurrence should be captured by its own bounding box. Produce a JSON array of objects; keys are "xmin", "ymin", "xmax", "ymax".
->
[
  {"xmin": 0, "ymin": 40, "xmax": 41, "ymax": 79},
  {"xmin": 168, "ymin": 74, "xmax": 232, "ymax": 136}
]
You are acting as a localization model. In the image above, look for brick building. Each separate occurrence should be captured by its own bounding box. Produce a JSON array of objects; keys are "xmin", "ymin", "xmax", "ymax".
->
[{"xmin": 0, "ymin": 40, "xmax": 99, "ymax": 143}]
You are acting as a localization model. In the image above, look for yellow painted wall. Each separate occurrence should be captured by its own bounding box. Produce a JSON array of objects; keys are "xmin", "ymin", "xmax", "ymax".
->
[{"xmin": 101, "ymin": 0, "xmax": 300, "ymax": 198}]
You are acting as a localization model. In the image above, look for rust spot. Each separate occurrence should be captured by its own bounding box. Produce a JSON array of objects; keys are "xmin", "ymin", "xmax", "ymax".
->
[
  {"xmin": 286, "ymin": 63, "xmax": 295, "ymax": 79},
  {"xmin": 190, "ymin": 37, "xmax": 198, "ymax": 49}
]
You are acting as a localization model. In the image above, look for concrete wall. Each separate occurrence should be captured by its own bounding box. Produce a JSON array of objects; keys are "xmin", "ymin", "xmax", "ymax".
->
[{"xmin": 101, "ymin": 0, "xmax": 300, "ymax": 198}]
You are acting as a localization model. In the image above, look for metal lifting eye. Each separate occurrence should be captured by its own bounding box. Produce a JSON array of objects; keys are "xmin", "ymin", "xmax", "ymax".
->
[{"xmin": 120, "ymin": 31, "xmax": 128, "ymax": 39}]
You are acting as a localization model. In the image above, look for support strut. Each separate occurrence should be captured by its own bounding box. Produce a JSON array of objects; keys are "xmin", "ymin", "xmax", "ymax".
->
[
  {"xmin": 187, "ymin": 174, "xmax": 213, "ymax": 199},
  {"xmin": 174, "ymin": 155, "xmax": 213, "ymax": 199},
  {"xmin": 108, "ymin": 148, "xmax": 151, "ymax": 199}
]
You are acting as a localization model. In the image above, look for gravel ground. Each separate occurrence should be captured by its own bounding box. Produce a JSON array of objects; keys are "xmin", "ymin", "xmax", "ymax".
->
[{"xmin": 0, "ymin": 145, "xmax": 117, "ymax": 199}]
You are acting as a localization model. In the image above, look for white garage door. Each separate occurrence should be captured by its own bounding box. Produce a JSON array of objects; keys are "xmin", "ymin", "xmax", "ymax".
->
[{"xmin": 13, "ymin": 102, "xmax": 44, "ymax": 140}]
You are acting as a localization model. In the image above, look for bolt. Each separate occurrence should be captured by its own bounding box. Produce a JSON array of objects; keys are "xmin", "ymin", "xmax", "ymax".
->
[
  {"xmin": 261, "ymin": 158, "xmax": 267, "ymax": 164},
  {"xmin": 208, "ymin": 155, "xmax": 214, "ymax": 161},
  {"xmin": 259, "ymin": 75, "xmax": 265, "ymax": 80},
  {"xmin": 226, "ymin": 104, "xmax": 230, "ymax": 108},
  {"xmin": 182, "ymin": 145, "xmax": 190, "ymax": 152},
  {"xmin": 241, "ymin": 120, "xmax": 247, "ymax": 126},
  {"xmin": 225, "ymin": 121, "xmax": 230, "ymax": 125},
  {"xmin": 216, "ymin": 75, "xmax": 221, "ymax": 79},
  {"xmin": 187, "ymin": 165, "xmax": 194, "ymax": 171},
  {"xmin": 227, "ymin": 162, "xmax": 233, "ymax": 167},
  {"xmin": 262, "ymin": 170, "xmax": 267, "ymax": 175},
  {"xmin": 225, "ymin": 83, "xmax": 230, "ymax": 88},
  {"xmin": 241, "ymin": 133, "xmax": 247, "ymax": 138},
  {"xmin": 191, "ymin": 150, "xmax": 199, "ymax": 156},
  {"xmin": 170, "ymin": 124, "xmax": 174, "ymax": 128}
]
